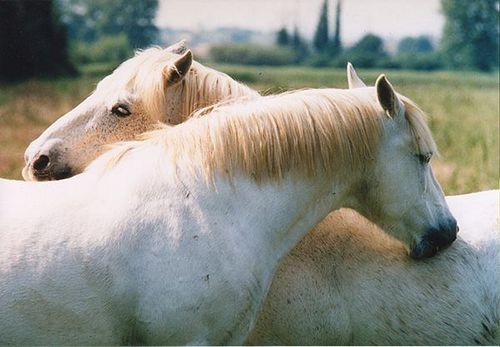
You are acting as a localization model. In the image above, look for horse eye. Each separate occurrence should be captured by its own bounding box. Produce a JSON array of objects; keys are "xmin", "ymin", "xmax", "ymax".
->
[
  {"xmin": 111, "ymin": 104, "xmax": 131, "ymax": 117},
  {"xmin": 417, "ymin": 153, "xmax": 432, "ymax": 164}
]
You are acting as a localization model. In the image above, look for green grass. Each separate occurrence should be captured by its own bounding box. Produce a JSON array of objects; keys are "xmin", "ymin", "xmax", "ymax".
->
[{"xmin": 0, "ymin": 64, "xmax": 498, "ymax": 194}]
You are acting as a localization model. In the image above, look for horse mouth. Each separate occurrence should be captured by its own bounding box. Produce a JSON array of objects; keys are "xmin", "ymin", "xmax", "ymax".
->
[
  {"xmin": 410, "ymin": 239, "xmax": 440, "ymax": 259},
  {"xmin": 22, "ymin": 165, "xmax": 73, "ymax": 181},
  {"xmin": 409, "ymin": 227, "xmax": 458, "ymax": 259}
]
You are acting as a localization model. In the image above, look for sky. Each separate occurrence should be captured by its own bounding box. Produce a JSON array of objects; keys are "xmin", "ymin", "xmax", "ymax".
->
[{"xmin": 156, "ymin": 0, "xmax": 444, "ymax": 43}]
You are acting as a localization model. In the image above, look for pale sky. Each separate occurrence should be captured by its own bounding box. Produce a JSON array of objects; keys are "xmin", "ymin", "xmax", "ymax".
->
[{"xmin": 156, "ymin": 0, "xmax": 444, "ymax": 43}]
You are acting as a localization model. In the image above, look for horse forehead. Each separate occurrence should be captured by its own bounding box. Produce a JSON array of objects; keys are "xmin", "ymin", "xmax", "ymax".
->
[
  {"xmin": 104, "ymin": 50, "xmax": 177, "ymax": 87},
  {"xmin": 93, "ymin": 78, "xmax": 136, "ymax": 105},
  {"xmin": 96, "ymin": 74, "xmax": 131, "ymax": 94}
]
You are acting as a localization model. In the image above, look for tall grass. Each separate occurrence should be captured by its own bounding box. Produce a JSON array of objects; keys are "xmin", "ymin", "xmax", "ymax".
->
[
  {"xmin": 0, "ymin": 76, "xmax": 99, "ymax": 178},
  {"xmin": 0, "ymin": 64, "xmax": 498, "ymax": 194}
]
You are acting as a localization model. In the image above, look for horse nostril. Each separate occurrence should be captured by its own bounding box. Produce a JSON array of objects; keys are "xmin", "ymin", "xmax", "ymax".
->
[
  {"xmin": 33, "ymin": 154, "xmax": 50, "ymax": 171},
  {"xmin": 427, "ymin": 227, "xmax": 456, "ymax": 249}
]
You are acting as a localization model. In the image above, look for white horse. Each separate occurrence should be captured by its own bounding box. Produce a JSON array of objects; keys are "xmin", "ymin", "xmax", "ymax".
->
[
  {"xmin": 22, "ymin": 41, "xmax": 258, "ymax": 181},
  {"xmin": 248, "ymin": 190, "xmax": 500, "ymax": 345},
  {"xmin": 1, "ymin": 82, "xmax": 456, "ymax": 344}
]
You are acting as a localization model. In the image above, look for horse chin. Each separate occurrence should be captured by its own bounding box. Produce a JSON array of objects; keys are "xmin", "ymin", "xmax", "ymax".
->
[
  {"xmin": 21, "ymin": 165, "xmax": 32, "ymax": 181},
  {"xmin": 23, "ymin": 166, "xmax": 74, "ymax": 182},
  {"xmin": 410, "ymin": 224, "xmax": 458, "ymax": 259},
  {"xmin": 409, "ymin": 239, "xmax": 439, "ymax": 259}
]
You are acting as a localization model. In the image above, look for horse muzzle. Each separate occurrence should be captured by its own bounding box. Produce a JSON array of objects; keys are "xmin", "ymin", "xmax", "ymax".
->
[
  {"xmin": 410, "ymin": 219, "xmax": 459, "ymax": 259},
  {"xmin": 23, "ymin": 138, "xmax": 74, "ymax": 181},
  {"xmin": 22, "ymin": 157, "xmax": 73, "ymax": 181}
]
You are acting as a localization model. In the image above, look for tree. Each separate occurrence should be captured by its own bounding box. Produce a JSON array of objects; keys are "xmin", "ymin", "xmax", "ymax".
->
[
  {"xmin": 313, "ymin": 0, "xmax": 329, "ymax": 52},
  {"xmin": 441, "ymin": 0, "xmax": 499, "ymax": 71},
  {"xmin": 351, "ymin": 34, "xmax": 386, "ymax": 56},
  {"xmin": 345, "ymin": 34, "xmax": 387, "ymax": 68},
  {"xmin": 397, "ymin": 36, "xmax": 434, "ymax": 55},
  {"xmin": 60, "ymin": 0, "xmax": 159, "ymax": 48},
  {"xmin": 291, "ymin": 27, "xmax": 310, "ymax": 62},
  {"xmin": 276, "ymin": 27, "xmax": 290, "ymax": 46},
  {"xmin": 330, "ymin": 0, "xmax": 342, "ymax": 57},
  {"xmin": 0, "ymin": 0, "xmax": 74, "ymax": 81},
  {"xmin": 395, "ymin": 36, "xmax": 441, "ymax": 71},
  {"xmin": 70, "ymin": 34, "xmax": 132, "ymax": 64}
]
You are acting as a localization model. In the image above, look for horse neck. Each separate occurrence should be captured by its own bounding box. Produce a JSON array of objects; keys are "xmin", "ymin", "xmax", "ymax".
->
[
  {"xmin": 175, "ymin": 63, "xmax": 259, "ymax": 123},
  {"xmin": 177, "ymin": 164, "xmax": 358, "ymax": 265}
]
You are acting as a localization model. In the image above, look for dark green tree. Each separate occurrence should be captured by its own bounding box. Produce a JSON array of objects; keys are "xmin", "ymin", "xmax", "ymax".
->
[
  {"xmin": 276, "ymin": 27, "xmax": 290, "ymax": 46},
  {"xmin": 0, "ymin": 0, "xmax": 74, "ymax": 81},
  {"xmin": 60, "ymin": 0, "xmax": 159, "ymax": 48},
  {"xmin": 346, "ymin": 34, "xmax": 387, "ymax": 68},
  {"xmin": 313, "ymin": 0, "xmax": 329, "ymax": 52},
  {"xmin": 330, "ymin": 0, "xmax": 342, "ymax": 57},
  {"xmin": 394, "ymin": 36, "xmax": 441, "ymax": 71},
  {"xmin": 441, "ymin": 0, "xmax": 499, "ymax": 71},
  {"xmin": 397, "ymin": 36, "xmax": 434, "ymax": 55},
  {"xmin": 351, "ymin": 34, "xmax": 386, "ymax": 55},
  {"xmin": 291, "ymin": 27, "xmax": 310, "ymax": 62}
]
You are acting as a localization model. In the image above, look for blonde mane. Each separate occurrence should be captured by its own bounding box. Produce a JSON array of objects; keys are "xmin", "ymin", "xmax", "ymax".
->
[
  {"xmin": 96, "ymin": 47, "xmax": 258, "ymax": 123},
  {"xmin": 96, "ymin": 88, "xmax": 437, "ymax": 184},
  {"xmin": 179, "ymin": 61, "xmax": 260, "ymax": 122}
]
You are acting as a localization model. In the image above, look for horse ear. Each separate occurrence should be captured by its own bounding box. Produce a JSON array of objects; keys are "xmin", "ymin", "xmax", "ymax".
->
[
  {"xmin": 164, "ymin": 50, "xmax": 193, "ymax": 85},
  {"xmin": 347, "ymin": 62, "xmax": 366, "ymax": 89},
  {"xmin": 375, "ymin": 74, "xmax": 403, "ymax": 118},
  {"xmin": 165, "ymin": 39, "xmax": 188, "ymax": 54}
]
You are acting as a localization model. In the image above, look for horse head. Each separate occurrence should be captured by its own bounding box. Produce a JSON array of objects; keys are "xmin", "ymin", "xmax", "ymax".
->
[
  {"xmin": 22, "ymin": 42, "xmax": 193, "ymax": 181},
  {"xmin": 345, "ymin": 66, "xmax": 458, "ymax": 259}
]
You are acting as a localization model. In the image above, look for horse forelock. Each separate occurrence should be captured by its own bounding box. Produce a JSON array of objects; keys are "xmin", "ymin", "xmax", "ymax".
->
[
  {"xmin": 94, "ymin": 47, "xmax": 171, "ymax": 110},
  {"xmin": 400, "ymin": 96, "xmax": 438, "ymax": 157}
]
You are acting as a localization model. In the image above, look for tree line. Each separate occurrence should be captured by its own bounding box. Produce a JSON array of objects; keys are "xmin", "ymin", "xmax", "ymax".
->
[
  {"xmin": 212, "ymin": 0, "xmax": 499, "ymax": 72},
  {"xmin": 0, "ymin": 0, "xmax": 497, "ymax": 82}
]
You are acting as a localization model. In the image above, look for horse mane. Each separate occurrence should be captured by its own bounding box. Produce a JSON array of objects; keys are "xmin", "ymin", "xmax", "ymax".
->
[
  {"xmin": 136, "ymin": 89, "xmax": 383, "ymax": 182},
  {"xmin": 93, "ymin": 88, "xmax": 437, "ymax": 184},
  {"xmin": 179, "ymin": 61, "xmax": 260, "ymax": 122},
  {"xmin": 96, "ymin": 47, "xmax": 258, "ymax": 123}
]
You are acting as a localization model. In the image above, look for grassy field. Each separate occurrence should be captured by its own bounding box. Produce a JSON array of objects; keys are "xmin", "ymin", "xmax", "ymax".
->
[{"xmin": 0, "ymin": 63, "xmax": 498, "ymax": 195}]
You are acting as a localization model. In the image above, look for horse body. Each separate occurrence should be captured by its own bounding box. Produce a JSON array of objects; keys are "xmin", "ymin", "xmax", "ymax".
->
[
  {"xmin": 2, "ymin": 85, "xmax": 455, "ymax": 344},
  {"xmin": 1, "ymin": 153, "xmax": 333, "ymax": 344},
  {"xmin": 249, "ymin": 190, "xmax": 500, "ymax": 345}
]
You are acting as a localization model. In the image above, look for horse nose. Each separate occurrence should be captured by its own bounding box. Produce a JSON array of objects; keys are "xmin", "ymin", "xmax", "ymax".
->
[
  {"xmin": 25, "ymin": 138, "xmax": 63, "ymax": 172},
  {"xmin": 32, "ymin": 154, "xmax": 51, "ymax": 172},
  {"xmin": 32, "ymin": 154, "xmax": 50, "ymax": 177},
  {"xmin": 426, "ymin": 219, "xmax": 458, "ymax": 249}
]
